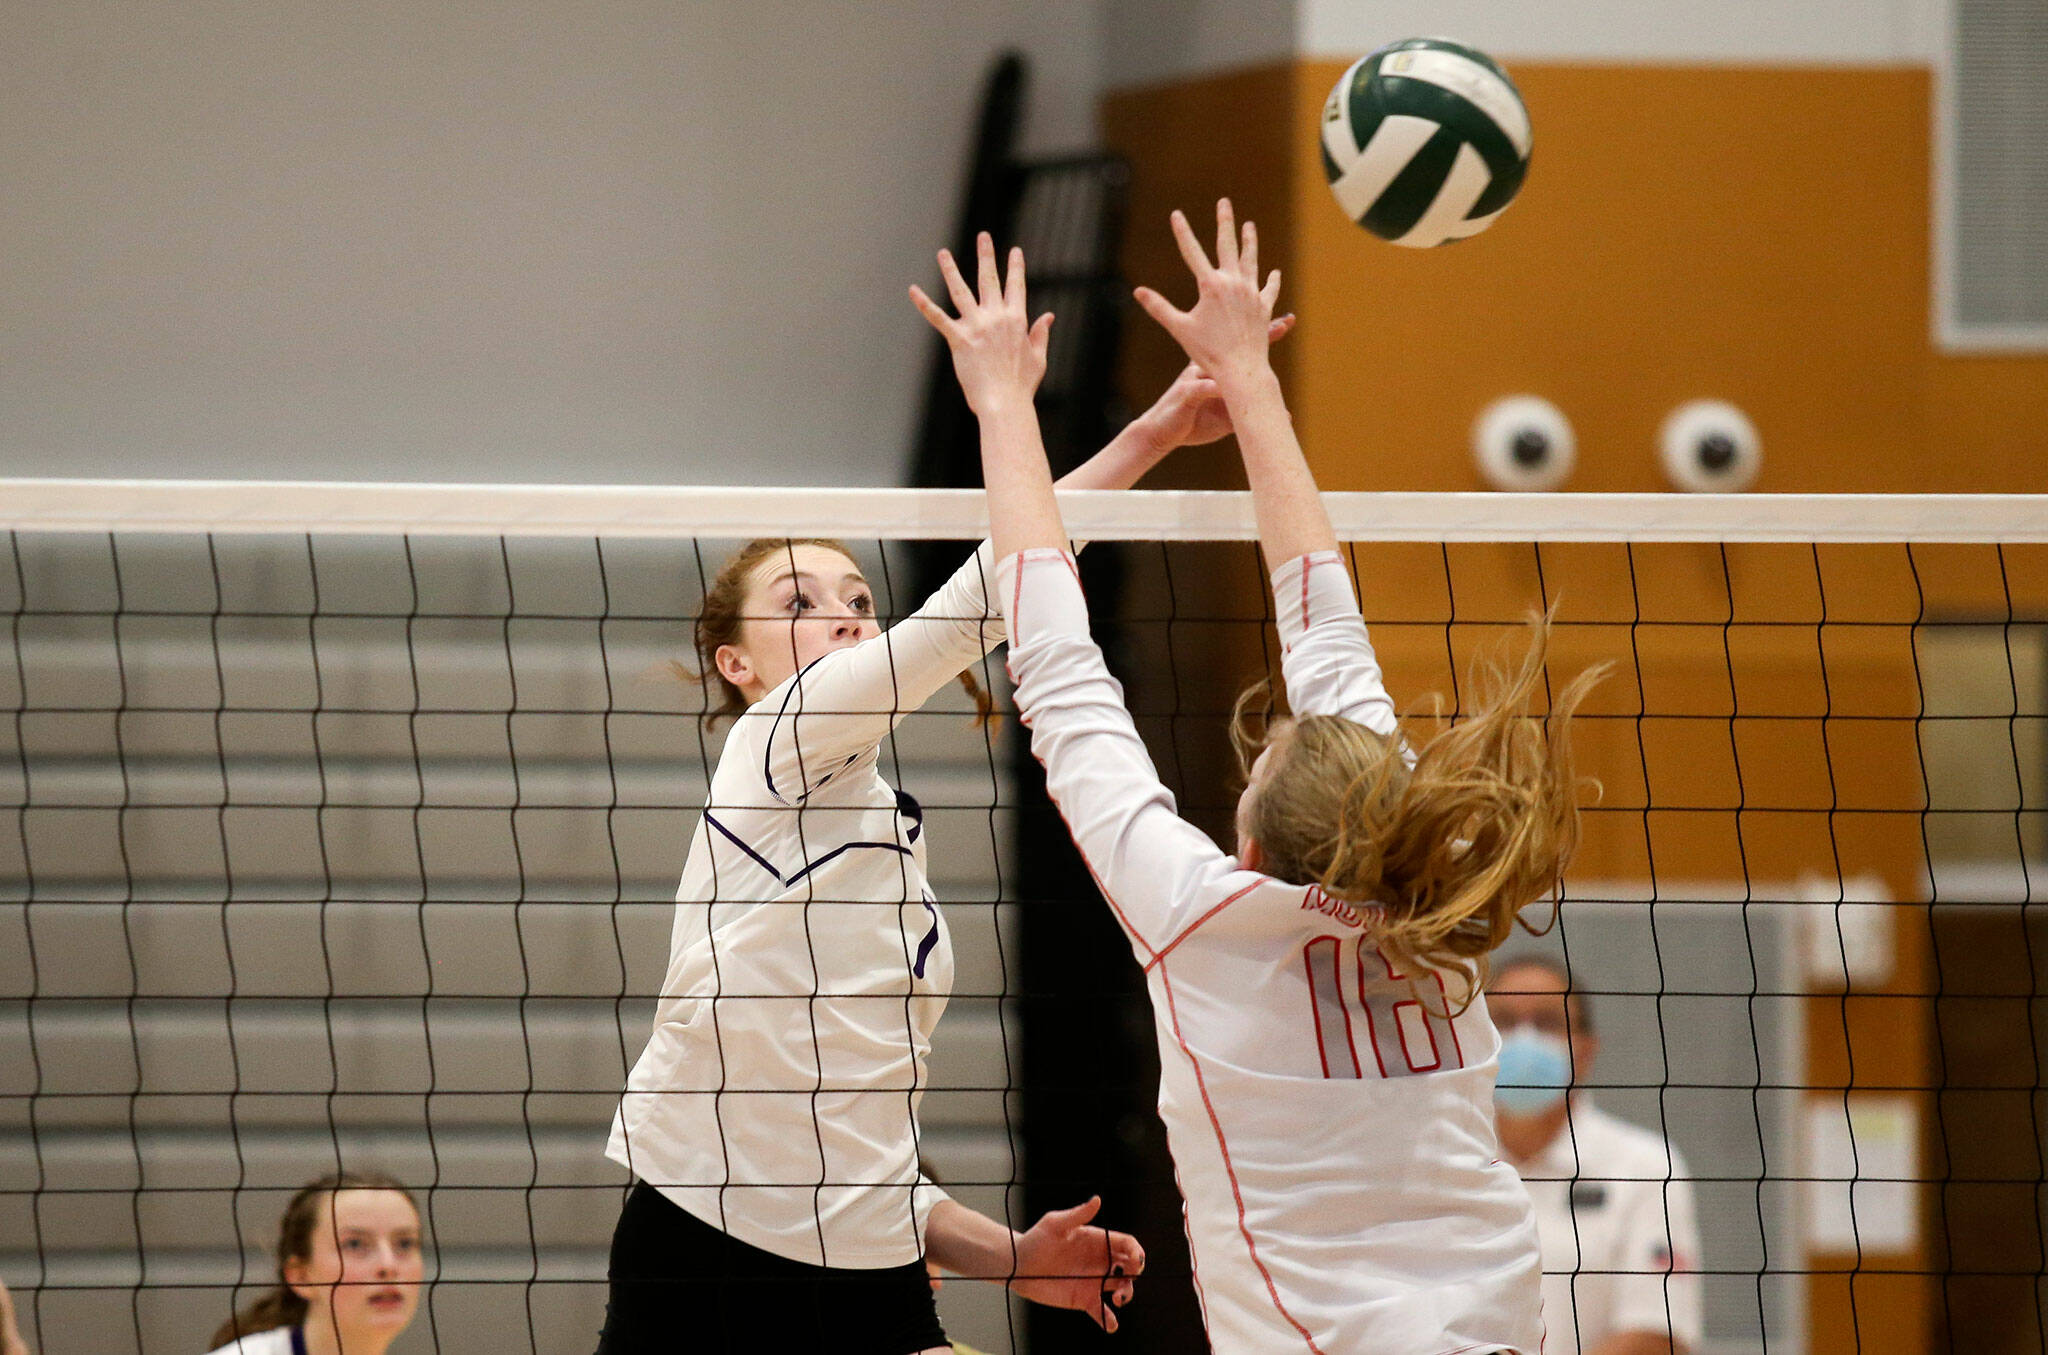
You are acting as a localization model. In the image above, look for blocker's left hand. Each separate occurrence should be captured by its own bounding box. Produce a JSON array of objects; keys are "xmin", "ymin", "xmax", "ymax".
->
[
  {"xmin": 910, "ymin": 231, "xmax": 1054, "ymax": 418},
  {"xmin": 1007, "ymin": 1196, "xmax": 1145, "ymax": 1334},
  {"xmin": 1134, "ymin": 198, "xmax": 1284, "ymax": 390},
  {"xmin": 1135, "ymin": 313, "xmax": 1296, "ymax": 450}
]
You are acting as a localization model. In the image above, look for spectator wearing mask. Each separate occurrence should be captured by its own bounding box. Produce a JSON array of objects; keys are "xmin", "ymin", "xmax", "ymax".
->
[{"xmin": 1490, "ymin": 956, "xmax": 1703, "ymax": 1355}]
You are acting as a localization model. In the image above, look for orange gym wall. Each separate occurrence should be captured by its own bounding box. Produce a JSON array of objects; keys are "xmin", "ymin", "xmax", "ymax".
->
[
  {"xmin": 1108, "ymin": 62, "xmax": 2048, "ymax": 499},
  {"xmin": 1106, "ymin": 60, "xmax": 2048, "ymax": 1355}
]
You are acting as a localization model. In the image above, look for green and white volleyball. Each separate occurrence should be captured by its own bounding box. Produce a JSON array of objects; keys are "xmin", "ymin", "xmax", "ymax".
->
[{"xmin": 1321, "ymin": 39, "xmax": 1532, "ymax": 248}]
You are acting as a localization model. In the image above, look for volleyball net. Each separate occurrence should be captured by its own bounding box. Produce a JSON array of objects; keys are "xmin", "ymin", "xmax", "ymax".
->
[{"xmin": 3, "ymin": 481, "xmax": 2045, "ymax": 1355}]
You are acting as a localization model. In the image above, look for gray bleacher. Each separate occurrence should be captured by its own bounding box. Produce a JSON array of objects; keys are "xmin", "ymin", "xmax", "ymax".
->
[{"xmin": 1, "ymin": 533, "xmax": 1030, "ymax": 1353}]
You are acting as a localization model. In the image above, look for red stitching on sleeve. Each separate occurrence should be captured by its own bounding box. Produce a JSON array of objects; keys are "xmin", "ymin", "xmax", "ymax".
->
[{"xmin": 1147, "ymin": 878, "xmax": 1263, "ymax": 968}]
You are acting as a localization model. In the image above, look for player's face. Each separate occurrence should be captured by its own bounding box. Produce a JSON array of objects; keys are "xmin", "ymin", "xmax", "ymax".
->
[
  {"xmin": 287, "ymin": 1189, "xmax": 423, "ymax": 1339},
  {"xmin": 725, "ymin": 545, "xmax": 878, "ymax": 699}
]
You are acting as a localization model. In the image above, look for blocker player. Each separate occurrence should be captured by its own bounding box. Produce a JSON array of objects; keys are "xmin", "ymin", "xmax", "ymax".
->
[
  {"xmin": 595, "ymin": 291, "xmax": 1302, "ymax": 1353},
  {"xmin": 915, "ymin": 205, "xmax": 1604, "ymax": 1353}
]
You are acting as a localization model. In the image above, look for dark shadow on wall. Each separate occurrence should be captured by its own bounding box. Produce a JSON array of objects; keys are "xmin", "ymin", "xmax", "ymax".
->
[{"xmin": 903, "ymin": 51, "xmax": 1210, "ymax": 1355}]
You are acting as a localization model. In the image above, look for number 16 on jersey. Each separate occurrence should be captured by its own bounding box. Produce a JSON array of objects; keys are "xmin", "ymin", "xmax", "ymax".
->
[{"xmin": 1303, "ymin": 933, "xmax": 1467, "ymax": 1079}]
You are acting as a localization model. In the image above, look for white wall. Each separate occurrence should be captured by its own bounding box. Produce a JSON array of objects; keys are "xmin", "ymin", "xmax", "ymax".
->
[
  {"xmin": 1300, "ymin": 0, "xmax": 1944, "ymax": 63},
  {"xmin": 1100, "ymin": 0, "xmax": 1295, "ymax": 90},
  {"xmin": 0, "ymin": 1, "xmax": 1099, "ymax": 486},
  {"xmin": 1103, "ymin": 0, "xmax": 1945, "ymax": 88}
]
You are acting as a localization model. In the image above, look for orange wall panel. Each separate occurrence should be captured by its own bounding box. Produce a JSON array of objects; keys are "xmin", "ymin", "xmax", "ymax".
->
[{"xmin": 1102, "ymin": 59, "xmax": 2038, "ymax": 1352}]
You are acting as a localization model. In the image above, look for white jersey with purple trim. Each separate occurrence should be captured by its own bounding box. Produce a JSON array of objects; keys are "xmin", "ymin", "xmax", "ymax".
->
[
  {"xmin": 203, "ymin": 1327, "xmax": 302, "ymax": 1355},
  {"xmin": 1000, "ymin": 547, "xmax": 1542, "ymax": 1355},
  {"xmin": 607, "ymin": 545, "xmax": 1003, "ymax": 1269}
]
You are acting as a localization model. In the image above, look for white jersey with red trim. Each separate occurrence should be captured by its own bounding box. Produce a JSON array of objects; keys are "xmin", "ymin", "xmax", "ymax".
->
[
  {"xmin": 1000, "ymin": 547, "xmax": 1541, "ymax": 1355},
  {"xmin": 606, "ymin": 546, "xmax": 1003, "ymax": 1269}
]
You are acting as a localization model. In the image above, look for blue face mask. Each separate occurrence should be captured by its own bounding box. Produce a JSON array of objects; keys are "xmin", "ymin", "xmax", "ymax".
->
[{"xmin": 1494, "ymin": 1027, "xmax": 1573, "ymax": 1116}]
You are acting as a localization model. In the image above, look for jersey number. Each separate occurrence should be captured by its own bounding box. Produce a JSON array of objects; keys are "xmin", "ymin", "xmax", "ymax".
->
[{"xmin": 1302, "ymin": 934, "xmax": 1466, "ymax": 1079}]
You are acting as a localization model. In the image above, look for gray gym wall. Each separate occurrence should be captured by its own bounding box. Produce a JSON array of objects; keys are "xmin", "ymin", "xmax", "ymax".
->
[{"xmin": 0, "ymin": 2, "xmax": 1101, "ymax": 487}]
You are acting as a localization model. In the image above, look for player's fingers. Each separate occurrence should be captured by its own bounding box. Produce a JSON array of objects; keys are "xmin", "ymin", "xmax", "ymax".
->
[
  {"xmin": 976, "ymin": 231, "xmax": 1000, "ymax": 306},
  {"xmin": 1006, "ymin": 246, "xmax": 1027, "ymax": 311},
  {"xmin": 1241, "ymin": 217, "xmax": 1258, "ymax": 282},
  {"xmin": 1269, "ymin": 313, "xmax": 1297, "ymax": 342},
  {"xmin": 1132, "ymin": 286, "xmax": 1188, "ymax": 335},
  {"xmin": 1261, "ymin": 268, "xmax": 1283, "ymax": 309},
  {"xmin": 936, "ymin": 250, "xmax": 975, "ymax": 312},
  {"xmin": 1029, "ymin": 310, "xmax": 1055, "ymax": 360},
  {"xmin": 1168, "ymin": 208, "xmax": 1212, "ymax": 277},
  {"xmin": 907, "ymin": 286, "xmax": 958, "ymax": 337},
  {"xmin": 1215, "ymin": 197, "xmax": 1239, "ymax": 272},
  {"xmin": 1049, "ymin": 1194, "xmax": 1103, "ymax": 1229}
]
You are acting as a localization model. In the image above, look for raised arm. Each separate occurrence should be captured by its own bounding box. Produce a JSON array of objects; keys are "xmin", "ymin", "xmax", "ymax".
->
[
  {"xmin": 910, "ymin": 233, "xmax": 1065, "ymax": 560},
  {"xmin": 754, "ymin": 544, "xmax": 1001, "ymax": 803},
  {"xmin": 914, "ymin": 235, "xmax": 1246, "ymax": 956},
  {"xmin": 757, "ymin": 240, "xmax": 1290, "ymax": 803},
  {"xmin": 1134, "ymin": 201, "xmax": 1403, "ymax": 728},
  {"xmin": 1134, "ymin": 199, "xmax": 1335, "ymax": 565}
]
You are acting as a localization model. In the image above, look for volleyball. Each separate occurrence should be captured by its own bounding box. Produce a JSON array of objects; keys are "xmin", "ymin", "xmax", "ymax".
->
[{"xmin": 1320, "ymin": 38, "xmax": 1532, "ymax": 247}]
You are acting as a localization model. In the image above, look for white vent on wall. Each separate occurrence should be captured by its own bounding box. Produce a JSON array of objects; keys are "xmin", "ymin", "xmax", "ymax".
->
[{"xmin": 1937, "ymin": 0, "xmax": 2048, "ymax": 349}]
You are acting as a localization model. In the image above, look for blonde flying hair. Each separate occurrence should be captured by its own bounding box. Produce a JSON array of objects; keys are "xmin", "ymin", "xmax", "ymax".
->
[{"xmin": 1235, "ymin": 612, "xmax": 1604, "ymax": 1005}]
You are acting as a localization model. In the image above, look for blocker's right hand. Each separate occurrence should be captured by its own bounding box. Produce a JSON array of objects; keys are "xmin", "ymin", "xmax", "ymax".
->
[
  {"xmin": 1133, "ymin": 198, "xmax": 1284, "ymax": 392},
  {"xmin": 910, "ymin": 231, "xmax": 1054, "ymax": 419},
  {"xmin": 1006, "ymin": 1195, "xmax": 1145, "ymax": 1335}
]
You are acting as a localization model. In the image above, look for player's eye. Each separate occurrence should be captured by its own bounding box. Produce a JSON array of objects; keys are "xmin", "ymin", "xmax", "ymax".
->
[
  {"xmin": 787, "ymin": 591, "xmax": 813, "ymax": 614},
  {"xmin": 849, "ymin": 593, "xmax": 872, "ymax": 615}
]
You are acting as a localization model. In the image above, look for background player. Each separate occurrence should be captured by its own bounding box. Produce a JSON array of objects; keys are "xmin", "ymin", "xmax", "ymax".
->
[
  {"xmin": 203, "ymin": 1173, "xmax": 422, "ymax": 1355},
  {"xmin": 913, "ymin": 209, "xmax": 1602, "ymax": 1353},
  {"xmin": 595, "ymin": 319, "xmax": 1316, "ymax": 1352}
]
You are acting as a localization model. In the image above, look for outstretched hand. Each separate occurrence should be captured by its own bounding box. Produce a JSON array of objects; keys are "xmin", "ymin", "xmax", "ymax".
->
[
  {"xmin": 1133, "ymin": 314, "xmax": 1295, "ymax": 451},
  {"xmin": 1008, "ymin": 1196, "xmax": 1145, "ymax": 1334},
  {"xmin": 1133, "ymin": 199, "xmax": 1282, "ymax": 390},
  {"xmin": 910, "ymin": 231, "xmax": 1053, "ymax": 418}
]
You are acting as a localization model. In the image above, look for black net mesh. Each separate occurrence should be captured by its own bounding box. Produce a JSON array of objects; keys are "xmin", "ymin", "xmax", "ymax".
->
[{"xmin": 3, "ymin": 528, "xmax": 2045, "ymax": 1355}]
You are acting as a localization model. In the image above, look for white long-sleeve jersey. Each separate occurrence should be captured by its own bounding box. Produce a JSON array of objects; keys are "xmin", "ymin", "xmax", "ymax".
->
[
  {"xmin": 1000, "ymin": 547, "xmax": 1542, "ymax": 1355},
  {"xmin": 606, "ymin": 546, "xmax": 1002, "ymax": 1269}
]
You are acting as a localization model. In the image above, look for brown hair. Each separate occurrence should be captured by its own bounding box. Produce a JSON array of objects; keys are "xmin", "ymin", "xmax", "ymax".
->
[
  {"xmin": 683, "ymin": 538, "xmax": 994, "ymax": 727},
  {"xmin": 1235, "ymin": 612, "xmax": 1604, "ymax": 1008},
  {"xmin": 1491, "ymin": 952, "xmax": 1596, "ymax": 1034},
  {"xmin": 208, "ymin": 1171, "xmax": 418, "ymax": 1349}
]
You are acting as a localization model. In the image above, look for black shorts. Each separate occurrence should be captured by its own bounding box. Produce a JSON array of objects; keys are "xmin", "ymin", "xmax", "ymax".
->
[{"xmin": 594, "ymin": 1181, "xmax": 949, "ymax": 1355}]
